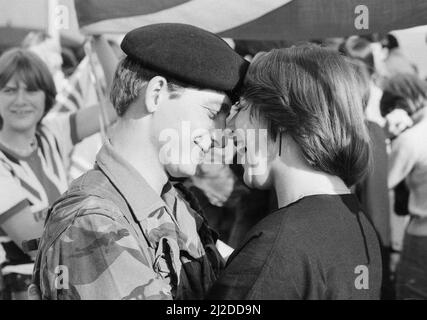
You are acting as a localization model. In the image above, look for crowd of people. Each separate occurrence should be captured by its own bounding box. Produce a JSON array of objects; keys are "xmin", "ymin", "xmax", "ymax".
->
[{"xmin": 0, "ymin": 23, "xmax": 426, "ymax": 300}]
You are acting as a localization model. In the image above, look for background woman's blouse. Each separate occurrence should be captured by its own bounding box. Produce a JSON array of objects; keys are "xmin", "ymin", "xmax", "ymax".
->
[
  {"xmin": 0, "ymin": 112, "xmax": 78, "ymax": 263},
  {"xmin": 388, "ymin": 121, "xmax": 427, "ymax": 218}
]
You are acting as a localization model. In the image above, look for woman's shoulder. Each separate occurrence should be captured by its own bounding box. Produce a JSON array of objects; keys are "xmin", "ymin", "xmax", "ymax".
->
[
  {"xmin": 273, "ymin": 194, "xmax": 348, "ymax": 225},
  {"xmin": 237, "ymin": 197, "xmax": 321, "ymax": 252},
  {"xmin": 237, "ymin": 194, "xmax": 364, "ymax": 249},
  {"xmin": 248, "ymin": 194, "xmax": 362, "ymax": 248}
]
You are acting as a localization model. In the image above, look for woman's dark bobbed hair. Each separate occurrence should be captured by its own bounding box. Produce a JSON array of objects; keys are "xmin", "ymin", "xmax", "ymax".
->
[{"xmin": 242, "ymin": 45, "xmax": 371, "ymax": 187}]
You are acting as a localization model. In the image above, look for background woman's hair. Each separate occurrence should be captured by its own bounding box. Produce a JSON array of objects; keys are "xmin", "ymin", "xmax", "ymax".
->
[
  {"xmin": 339, "ymin": 36, "xmax": 375, "ymax": 76},
  {"xmin": 348, "ymin": 58, "xmax": 371, "ymax": 110},
  {"xmin": 0, "ymin": 48, "xmax": 57, "ymax": 128},
  {"xmin": 242, "ymin": 45, "xmax": 371, "ymax": 187},
  {"xmin": 380, "ymin": 73, "xmax": 427, "ymax": 117}
]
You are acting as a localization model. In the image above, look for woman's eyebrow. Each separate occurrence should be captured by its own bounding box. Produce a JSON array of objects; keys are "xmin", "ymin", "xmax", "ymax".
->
[{"xmin": 4, "ymin": 83, "xmax": 18, "ymax": 88}]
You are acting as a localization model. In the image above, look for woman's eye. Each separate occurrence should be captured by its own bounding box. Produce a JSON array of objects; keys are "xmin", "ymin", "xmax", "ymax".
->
[
  {"xmin": 235, "ymin": 101, "xmax": 248, "ymax": 112},
  {"xmin": 25, "ymin": 87, "xmax": 40, "ymax": 93},
  {"xmin": 208, "ymin": 111, "xmax": 216, "ymax": 120},
  {"xmin": 229, "ymin": 102, "xmax": 244, "ymax": 116},
  {"xmin": 2, "ymin": 87, "xmax": 17, "ymax": 94},
  {"xmin": 230, "ymin": 103, "xmax": 240, "ymax": 113}
]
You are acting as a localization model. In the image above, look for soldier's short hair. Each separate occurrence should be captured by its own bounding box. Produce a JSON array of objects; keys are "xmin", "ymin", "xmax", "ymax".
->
[{"xmin": 110, "ymin": 56, "xmax": 193, "ymax": 116}]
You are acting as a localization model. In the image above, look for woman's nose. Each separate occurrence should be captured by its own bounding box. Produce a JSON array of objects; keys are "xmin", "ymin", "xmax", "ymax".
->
[
  {"xmin": 15, "ymin": 88, "xmax": 28, "ymax": 105},
  {"xmin": 226, "ymin": 111, "xmax": 237, "ymax": 131}
]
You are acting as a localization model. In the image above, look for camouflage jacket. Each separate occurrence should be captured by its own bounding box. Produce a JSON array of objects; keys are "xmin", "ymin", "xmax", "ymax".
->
[{"xmin": 32, "ymin": 142, "xmax": 223, "ymax": 300}]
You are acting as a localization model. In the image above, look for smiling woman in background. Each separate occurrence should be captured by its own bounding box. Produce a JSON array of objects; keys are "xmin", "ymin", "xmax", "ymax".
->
[
  {"xmin": 0, "ymin": 45, "xmax": 117, "ymax": 299},
  {"xmin": 207, "ymin": 45, "xmax": 383, "ymax": 300}
]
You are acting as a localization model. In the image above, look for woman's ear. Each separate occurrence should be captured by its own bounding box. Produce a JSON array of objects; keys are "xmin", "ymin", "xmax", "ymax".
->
[{"xmin": 145, "ymin": 76, "xmax": 167, "ymax": 113}]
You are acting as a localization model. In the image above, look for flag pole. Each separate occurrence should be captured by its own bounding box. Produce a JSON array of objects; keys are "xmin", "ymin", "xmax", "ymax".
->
[
  {"xmin": 83, "ymin": 38, "xmax": 110, "ymax": 142},
  {"xmin": 47, "ymin": 0, "xmax": 61, "ymax": 50}
]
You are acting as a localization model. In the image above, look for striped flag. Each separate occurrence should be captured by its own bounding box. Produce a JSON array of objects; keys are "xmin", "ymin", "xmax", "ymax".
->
[
  {"xmin": 73, "ymin": 0, "xmax": 427, "ymax": 40},
  {"xmin": 53, "ymin": 57, "xmax": 97, "ymax": 113},
  {"xmin": 51, "ymin": 55, "xmax": 105, "ymax": 181}
]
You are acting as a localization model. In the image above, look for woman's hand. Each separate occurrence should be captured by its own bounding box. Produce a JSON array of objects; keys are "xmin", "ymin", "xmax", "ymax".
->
[
  {"xmin": 384, "ymin": 108, "xmax": 413, "ymax": 139},
  {"xmin": 28, "ymin": 283, "xmax": 42, "ymax": 300}
]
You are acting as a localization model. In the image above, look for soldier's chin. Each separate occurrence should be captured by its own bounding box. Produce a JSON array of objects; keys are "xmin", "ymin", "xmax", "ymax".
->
[{"xmin": 166, "ymin": 163, "xmax": 197, "ymax": 178}]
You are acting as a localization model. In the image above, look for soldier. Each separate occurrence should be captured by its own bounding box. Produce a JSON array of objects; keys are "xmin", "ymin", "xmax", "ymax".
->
[{"xmin": 29, "ymin": 23, "xmax": 248, "ymax": 299}]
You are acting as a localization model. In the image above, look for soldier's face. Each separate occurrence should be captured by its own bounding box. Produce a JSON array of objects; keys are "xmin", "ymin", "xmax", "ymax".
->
[{"xmin": 151, "ymin": 86, "xmax": 231, "ymax": 178}]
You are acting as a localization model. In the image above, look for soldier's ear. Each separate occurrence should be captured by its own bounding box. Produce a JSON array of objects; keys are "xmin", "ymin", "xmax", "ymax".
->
[{"xmin": 145, "ymin": 76, "xmax": 168, "ymax": 113}]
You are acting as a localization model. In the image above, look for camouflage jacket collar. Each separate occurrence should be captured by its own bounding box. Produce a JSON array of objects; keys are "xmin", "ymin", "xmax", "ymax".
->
[{"xmin": 95, "ymin": 141, "xmax": 167, "ymax": 221}]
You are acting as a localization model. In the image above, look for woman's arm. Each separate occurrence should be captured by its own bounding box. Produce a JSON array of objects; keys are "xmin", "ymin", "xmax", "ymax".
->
[
  {"xmin": 91, "ymin": 35, "xmax": 119, "ymax": 90},
  {"xmin": 388, "ymin": 133, "xmax": 418, "ymax": 189},
  {"xmin": 74, "ymin": 36, "xmax": 120, "ymax": 141},
  {"xmin": 1, "ymin": 206, "xmax": 44, "ymax": 260},
  {"xmin": 73, "ymin": 100, "xmax": 116, "ymax": 141}
]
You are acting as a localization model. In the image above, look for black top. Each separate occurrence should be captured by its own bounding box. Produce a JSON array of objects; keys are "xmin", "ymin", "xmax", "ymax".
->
[{"xmin": 207, "ymin": 194, "xmax": 382, "ymax": 300}]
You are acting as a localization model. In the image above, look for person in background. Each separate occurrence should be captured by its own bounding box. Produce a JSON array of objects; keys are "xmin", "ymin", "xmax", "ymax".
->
[
  {"xmin": 351, "ymin": 59, "xmax": 393, "ymax": 299},
  {"xmin": 21, "ymin": 32, "xmax": 67, "ymax": 93},
  {"xmin": 380, "ymin": 73, "xmax": 427, "ymax": 299},
  {"xmin": 208, "ymin": 46, "xmax": 382, "ymax": 300},
  {"xmin": 340, "ymin": 35, "xmax": 386, "ymax": 126},
  {"xmin": 381, "ymin": 34, "xmax": 418, "ymax": 77},
  {"xmin": 0, "ymin": 38, "xmax": 118, "ymax": 299}
]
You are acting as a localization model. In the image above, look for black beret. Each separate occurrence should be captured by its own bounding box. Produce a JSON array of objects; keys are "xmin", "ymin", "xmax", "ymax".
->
[{"xmin": 121, "ymin": 23, "xmax": 248, "ymax": 95}]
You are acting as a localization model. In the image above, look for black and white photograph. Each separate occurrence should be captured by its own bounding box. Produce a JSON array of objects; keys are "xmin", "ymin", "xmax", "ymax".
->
[{"xmin": 0, "ymin": 0, "xmax": 427, "ymax": 308}]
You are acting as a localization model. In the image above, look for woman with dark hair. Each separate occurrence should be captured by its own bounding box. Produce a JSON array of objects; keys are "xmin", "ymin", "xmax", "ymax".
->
[
  {"xmin": 0, "ymin": 47, "xmax": 117, "ymax": 299},
  {"xmin": 380, "ymin": 74, "xmax": 427, "ymax": 300},
  {"xmin": 207, "ymin": 46, "xmax": 382, "ymax": 299}
]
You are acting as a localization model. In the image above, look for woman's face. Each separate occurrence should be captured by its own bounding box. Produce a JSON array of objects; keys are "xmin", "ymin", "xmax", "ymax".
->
[
  {"xmin": 0, "ymin": 76, "xmax": 45, "ymax": 133},
  {"xmin": 227, "ymin": 99, "xmax": 278, "ymax": 189}
]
